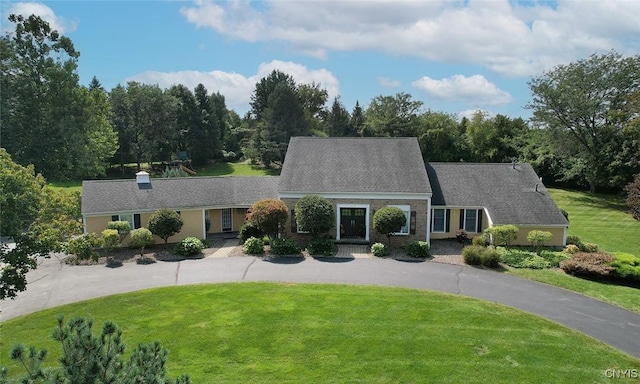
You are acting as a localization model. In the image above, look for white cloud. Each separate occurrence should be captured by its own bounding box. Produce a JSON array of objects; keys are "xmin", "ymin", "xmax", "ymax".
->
[
  {"xmin": 457, "ymin": 109, "xmax": 496, "ymax": 121},
  {"xmin": 378, "ymin": 77, "xmax": 401, "ymax": 88},
  {"xmin": 125, "ymin": 60, "xmax": 340, "ymax": 112},
  {"xmin": 412, "ymin": 74, "xmax": 512, "ymax": 106},
  {"xmin": 180, "ymin": 0, "xmax": 640, "ymax": 77},
  {"xmin": 2, "ymin": 2, "xmax": 76, "ymax": 34}
]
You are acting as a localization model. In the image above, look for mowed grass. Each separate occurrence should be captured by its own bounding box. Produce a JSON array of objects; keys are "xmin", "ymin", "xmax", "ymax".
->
[
  {"xmin": 2, "ymin": 283, "xmax": 638, "ymax": 383},
  {"xmin": 506, "ymin": 268, "xmax": 640, "ymax": 313},
  {"xmin": 194, "ymin": 161, "xmax": 280, "ymax": 177},
  {"xmin": 548, "ymin": 188, "xmax": 640, "ymax": 254}
]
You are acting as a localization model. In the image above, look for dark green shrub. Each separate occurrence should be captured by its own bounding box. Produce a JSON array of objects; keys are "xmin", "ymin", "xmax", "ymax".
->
[
  {"xmin": 294, "ymin": 195, "xmax": 335, "ymax": 235},
  {"xmin": 560, "ymin": 252, "xmax": 615, "ymax": 277},
  {"xmin": 481, "ymin": 247, "xmax": 501, "ymax": 268},
  {"xmin": 238, "ymin": 223, "xmax": 263, "ymax": 243},
  {"xmin": 373, "ymin": 207, "xmax": 406, "ymax": 245},
  {"xmin": 371, "ymin": 242, "xmax": 389, "ymax": 257},
  {"xmin": 270, "ymin": 238, "xmax": 301, "ymax": 255},
  {"xmin": 174, "ymin": 237, "xmax": 204, "ymax": 256},
  {"xmin": 262, "ymin": 235, "xmax": 270, "ymax": 245},
  {"xmin": 462, "ymin": 245, "xmax": 484, "ymax": 266},
  {"xmin": 561, "ymin": 209, "xmax": 569, "ymax": 222},
  {"xmin": 242, "ymin": 236, "xmax": 264, "ymax": 255},
  {"xmin": 566, "ymin": 235, "xmax": 581, "ymax": 245},
  {"xmin": 405, "ymin": 241, "xmax": 431, "ymax": 258},
  {"xmin": 101, "ymin": 229, "xmax": 120, "ymax": 252},
  {"xmin": 65, "ymin": 233, "xmax": 101, "ymax": 262},
  {"xmin": 148, "ymin": 209, "xmax": 184, "ymax": 246},
  {"xmin": 539, "ymin": 250, "xmax": 570, "ymax": 267},
  {"xmin": 307, "ymin": 237, "xmax": 336, "ymax": 256},
  {"xmin": 579, "ymin": 242, "xmax": 599, "ymax": 253}
]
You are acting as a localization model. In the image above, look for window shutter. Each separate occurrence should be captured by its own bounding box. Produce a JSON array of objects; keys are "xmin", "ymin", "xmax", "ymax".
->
[
  {"xmin": 134, "ymin": 214, "xmax": 141, "ymax": 229},
  {"xmin": 476, "ymin": 210, "xmax": 483, "ymax": 233},
  {"xmin": 445, "ymin": 209, "xmax": 451, "ymax": 233},
  {"xmin": 459, "ymin": 210, "xmax": 464, "ymax": 230},
  {"xmin": 111, "ymin": 215, "xmax": 119, "ymax": 221},
  {"xmin": 410, "ymin": 211, "xmax": 416, "ymax": 235},
  {"xmin": 291, "ymin": 210, "xmax": 297, "ymax": 232}
]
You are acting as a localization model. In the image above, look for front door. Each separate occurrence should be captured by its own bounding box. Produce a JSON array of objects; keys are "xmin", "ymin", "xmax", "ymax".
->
[
  {"xmin": 340, "ymin": 208, "xmax": 366, "ymax": 238},
  {"xmin": 221, "ymin": 208, "xmax": 232, "ymax": 232}
]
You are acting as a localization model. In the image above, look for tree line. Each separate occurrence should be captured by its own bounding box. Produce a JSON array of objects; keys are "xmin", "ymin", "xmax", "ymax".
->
[{"xmin": 2, "ymin": 14, "xmax": 639, "ymax": 193}]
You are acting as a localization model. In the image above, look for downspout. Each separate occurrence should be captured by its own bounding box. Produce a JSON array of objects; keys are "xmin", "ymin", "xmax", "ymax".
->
[
  {"xmin": 426, "ymin": 197, "xmax": 432, "ymax": 244},
  {"xmin": 202, "ymin": 209, "xmax": 207, "ymax": 240}
]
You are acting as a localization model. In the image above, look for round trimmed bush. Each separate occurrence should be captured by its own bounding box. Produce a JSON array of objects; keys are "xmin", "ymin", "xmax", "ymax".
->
[
  {"xmin": 481, "ymin": 247, "xmax": 501, "ymax": 268},
  {"xmin": 270, "ymin": 238, "xmax": 301, "ymax": 255},
  {"xmin": 242, "ymin": 236, "xmax": 264, "ymax": 255},
  {"xmin": 371, "ymin": 242, "xmax": 389, "ymax": 257},
  {"xmin": 471, "ymin": 236, "xmax": 487, "ymax": 246},
  {"xmin": 238, "ymin": 223, "xmax": 263, "ymax": 243},
  {"xmin": 174, "ymin": 237, "xmax": 204, "ymax": 256},
  {"xmin": 564, "ymin": 244, "xmax": 580, "ymax": 254},
  {"xmin": 307, "ymin": 237, "xmax": 336, "ymax": 256},
  {"xmin": 462, "ymin": 245, "xmax": 484, "ymax": 266},
  {"xmin": 405, "ymin": 241, "xmax": 431, "ymax": 258},
  {"xmin": 101, "ymin": 229, "xmax": 120, "ymax": 252}
]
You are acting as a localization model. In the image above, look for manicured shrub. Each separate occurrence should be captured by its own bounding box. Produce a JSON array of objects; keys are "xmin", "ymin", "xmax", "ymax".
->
[
  {"xmin": 130, "ymin": 228, "xmax": 154, "ymax": 258},
  {"xmin": 404, "ymin": 241, "xmax": 431, "ymax": 258},
  {"xmin": 484, "ymin": 225, "xmax": 519, "ymax": 246},
  {"xmin": 609, "ymin": 253, "xmax": 640, "ymax": 281},
  {"xmin": 174, "ymin": 237, "xmax": 204, "ymax": 256},
  {"xmin": 538, "ymin": 250, "xmax": 571, "ymax": 267},
  {"xmin": 566, "ymin": 235, "xmax": 582, "ymax": 246},
  {"xmin": 242, "ymin": 236, "xmax": 264, "ymax": 255},
  {"xmin": 462, "ymin": 245, "xmax": 484, "ymax": 266},
  {"xmin": 238, "ymin": 223, "xmax": 263, "ymax": 243},
  {"xmin": 262, "ymin": 235, "xmax": 270, "ymax": 245},
  {"xmin": 246, "ymin": 198, "xmax": 289, "ymax": 240},
  {"xmin": 471, "ymin": 236, "xmax": 487, "ymax": 246},
  {"xmin": 294, "ymin": 195, "xmax": 335, "ymax": 235},
  {"xmin": 307, "ymin": 237, "xmax": 336, "ymax": 256},
  {"xmin": 564, "ymin": 244, "xmax": 580, "ymax": 254},
  {"xmin": 371, "ymin": 242, "xmax": 390, "ymax": 257},
  {"xmin": 148, "ymin": 209, "xmax": 184, "ymax": 245},
  {"xmin": 560, "ymin": 252, "xmax": 615, "ymax": 277},
  {"xmin": 65, "ymin": 233, "xmax": 101, "ymax": 262},
  {"xmin": 579, "ymin": 242, "xmax": 599, "ymax": 253},
  {"xmin": 373, "ymin": 207, "xmax": 406, "ymax": 245},
  {"xmin": 527, "ymin": 230, "xmax": 553, "ymax": 247},
  {"xmin": 481, "ymin": 247, "xmax": 501, "ymax": 268},
  {"xmin": 101, "ymin": 229, "xmax": 120, "ymax": 252},
  {"xmin": 270, "ymin": 238, "xmax": 301, "ymax": 255},
  {"xmin": 107, "ymin": 220, "xmax": 130, "ymax": 243}
]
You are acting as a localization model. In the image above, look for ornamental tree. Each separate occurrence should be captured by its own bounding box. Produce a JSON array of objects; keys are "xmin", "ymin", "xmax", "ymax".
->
[
  {"xmin": 148, "ymin": 209, "xmax": 184, "ymax": 246},
  {"xmin": 294, "ymin": 195, "xmax": 335, "ymax": 236},
  {"xmin": 484, "ymin": 225, "xmax": 519, "ymax": 246},
  {"xmin": 373, "ymin": 206, "xmax": 406, "ymax": 246},
  {"xmin": 625, "ymin": 173, "xmax": 640, "ymax": 221},
  {"xmin": 130, "ymin": 228, "xmax": 153, "ymax": 257},
  {"xmin": 247, "ymin": 199, "xmax": 289, "ymax": 240}
]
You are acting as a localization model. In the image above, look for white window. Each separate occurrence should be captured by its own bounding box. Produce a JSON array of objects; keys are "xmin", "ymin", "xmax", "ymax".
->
[
  {"xmin": 432, "ymin": 209, "xmax": 446, "ymax": 233},
  {"xmin": 112, "ymin": 214, "xmax": 135, "ymax": 230},
  {"xmin": 391, "ymin": 205, "xmax": 410, "ymax": 235},
  {"xmin": 464, "ymin": 209, "xmax": 478, "ymax": 233}
]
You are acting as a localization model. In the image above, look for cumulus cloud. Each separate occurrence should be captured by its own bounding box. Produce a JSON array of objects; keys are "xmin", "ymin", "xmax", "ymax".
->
[
  {"xmin": 125, "ymin": 60, "xmax": 340, "ymax": 112},
  {"xmin": 412, "ymin": 74, "xmax": 512, "ymax": 106},
  {"xmin": 180, "ymin": 0, "xmax": 640, "ymax": 77},
  {"xmin": 2, "ymin": 2, "xmax": 76, "ymax": 34},
  {"xmin": 457, "ymin": 109, "xmax": 496, "ymax": 121}
]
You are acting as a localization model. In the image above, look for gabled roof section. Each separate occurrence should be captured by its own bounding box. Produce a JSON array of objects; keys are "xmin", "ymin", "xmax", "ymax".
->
[
  {"xmin": 279, "ymin": 137, "xmax": 432, "ymax": 194},
  {"xmin": 82, "ymin": 176, "xmax": 279, "ymax": 215},
  {"xmin": 427, "ymin": 162, "xmax": 568, "ymax": 226}
]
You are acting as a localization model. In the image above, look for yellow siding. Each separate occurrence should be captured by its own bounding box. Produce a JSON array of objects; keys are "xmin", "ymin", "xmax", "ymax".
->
[
  {"xmin": 85, "ymin": 216, "xmax": 111, "ymax": 236},
  {"xmin": 176, "ymin": 210, "xmax": 204, "ymax": 242},
  {"xmin": 233, "ymin": 208, "xmax": 248, "ymax": 231},
  {"xmin": 514, "ymin": 227, "xmax": 566, "ymax": 247},
  {"xmin": 430, "ymin": 208, "xmax": 488, "ymax": 240},
  {"xmin": 209, "ymin": 209, "xmax": 221, "ymax": 233}
]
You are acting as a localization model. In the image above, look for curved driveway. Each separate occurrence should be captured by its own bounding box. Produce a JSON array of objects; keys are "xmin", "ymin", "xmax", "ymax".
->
[{"xmin": 2, "ymin": 256, "xmax": 640, "ymax": 359}]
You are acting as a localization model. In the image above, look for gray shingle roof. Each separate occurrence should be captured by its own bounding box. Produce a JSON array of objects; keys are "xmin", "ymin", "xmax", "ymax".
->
[
  {"xmin": 427, "ymin": 163, "xmax": 568, "ymax": 226},
  {"xmin": 82, "ymin": 176, "xmax": 279, "ymax": 215},
  {"xmin": 278, "ymin": 137, "xmax": 432, "ymax": 194}
]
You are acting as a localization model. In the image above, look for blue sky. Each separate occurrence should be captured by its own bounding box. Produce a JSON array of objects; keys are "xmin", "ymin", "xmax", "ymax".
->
[{"xmin": 2, "ymin": 0, "xmax": 639, "ymax": 119}]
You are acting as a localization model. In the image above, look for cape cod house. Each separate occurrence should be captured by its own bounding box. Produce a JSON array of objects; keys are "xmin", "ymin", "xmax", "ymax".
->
[{"xmin": 81, "ymin": 137, "xmax": 569, "ymax": 246}]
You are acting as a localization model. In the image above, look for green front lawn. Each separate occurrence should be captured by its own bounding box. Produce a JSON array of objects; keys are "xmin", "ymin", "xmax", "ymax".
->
[
  {"xmin": 2, "ymin": 283, "xmax": 638, "ymax": 383},
  {"xmin": 548, "ymin": 188, "xmax": 640, "ymax": 254}
]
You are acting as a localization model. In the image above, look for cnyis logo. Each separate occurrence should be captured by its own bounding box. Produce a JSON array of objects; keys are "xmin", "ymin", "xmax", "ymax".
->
[{"xmin": 604, "ymin": 368, "xmax": 638, "ymax": 379}]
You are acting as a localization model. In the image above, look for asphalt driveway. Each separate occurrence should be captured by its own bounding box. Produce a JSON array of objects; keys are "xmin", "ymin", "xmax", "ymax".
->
[{"xmin": 2, "ymin": 255, "xmax": 639, "ymax": 359}]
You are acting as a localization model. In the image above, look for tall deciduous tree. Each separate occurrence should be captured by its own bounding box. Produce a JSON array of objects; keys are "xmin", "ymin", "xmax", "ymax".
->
[
  {"xmin": 247, "ymin": 199, "xmax": 289, "ymax": 240},
  {"xmin": 363, "ymin": 93, "xmax": 423, "ymax": 137},
  {"xmin": 527, "ymin": 51, "xmax": 640, "ymax": 193}
]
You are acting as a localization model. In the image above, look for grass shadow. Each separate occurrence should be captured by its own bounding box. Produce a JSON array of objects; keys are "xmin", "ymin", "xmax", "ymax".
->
[
  {"xmin": 261, "ymin": 256, "xmax": 306, "ymax": 264},
  {"xmin": 313, "ymin": 256, "xmax": 354, "ymax": 263}
]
